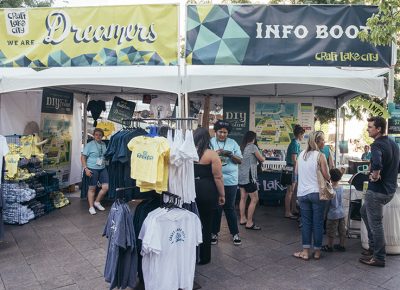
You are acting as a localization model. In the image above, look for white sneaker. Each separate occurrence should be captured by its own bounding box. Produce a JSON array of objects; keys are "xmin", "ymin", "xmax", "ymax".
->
[
  {"xmin": 94, "ymin": 202, "xmax": 105, "ymax": 211},
  {"xmin": 89, "ymin": 207, "xmax": 97, "ymax": 215}
]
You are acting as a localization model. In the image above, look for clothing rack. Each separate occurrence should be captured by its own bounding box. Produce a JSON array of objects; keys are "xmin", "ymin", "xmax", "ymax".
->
[
  {"xmin": 116, "ymin": 185, "xmax": 181, "ymax": 208},
  {"xmin": 122, "ymin": 117, "xmax": 197, "ymax": 130}
]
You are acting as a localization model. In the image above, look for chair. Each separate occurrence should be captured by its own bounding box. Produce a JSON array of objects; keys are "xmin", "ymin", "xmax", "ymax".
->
[{"xmin": 347, "ymin": 172, "xmax": 369, "ymax": 238}]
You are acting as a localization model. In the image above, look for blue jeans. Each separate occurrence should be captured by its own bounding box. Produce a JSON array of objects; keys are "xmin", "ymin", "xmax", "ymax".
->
[
  {"xmin": 298, "ymin": 192, "xmax": 326, "ymax": 249},
  {"xmin": 212, "ymin": 185, "xmax": 239, "ymax": 236},
  {"xmin": 361, "ymin": 190, "xmax": 394, "ymax": 261}
]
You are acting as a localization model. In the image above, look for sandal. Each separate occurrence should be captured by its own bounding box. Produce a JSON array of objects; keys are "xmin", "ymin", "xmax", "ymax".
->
[
  {"xmin": 285, "ymin": 215, "xmax": 298, "ymax": 220},
  {"xmin": 313, "ymin": 251, "xmax": 322, "ymax": 260},
  {"xmin": 239, "ymin": 221, "xmax": 247, "ymax": 225},
  {"xmin": 334, "ymin": 244, "xmax": 346, "ymax": 252},
  {"xmin": 321, "ymin": 245, "xmax": 333, "ymax": 252},
  {"xmin": 293, "ymin": 251, "xmax": 309, "ymax": 261},
  {"xmin": 245, "ymin": 224, "xmax": 261, "ymax": 230}
]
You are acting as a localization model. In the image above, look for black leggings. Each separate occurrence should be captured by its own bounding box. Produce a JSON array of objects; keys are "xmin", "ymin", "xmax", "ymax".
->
[{"xmin": 195, "ymin": 178, "xmax": 218, "ymax": 264}]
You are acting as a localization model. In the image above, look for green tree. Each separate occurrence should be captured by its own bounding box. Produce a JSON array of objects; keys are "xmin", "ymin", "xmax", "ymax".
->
[
  {"xmin": 0, "ymin": 0, "xmax": 53, "ymax": 7},
  {"xmin": 358, "ymin": 0, "xmax": 400, "ymax": 46}
]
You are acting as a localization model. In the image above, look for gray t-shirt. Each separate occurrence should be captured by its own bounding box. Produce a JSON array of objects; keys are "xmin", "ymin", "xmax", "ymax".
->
[
  {"xmin": 238, "ymin": 144, "xmax": 259, "ymax": 185},
  {"xmin": 103, "ymin": 201, "xmax": 137, "ymax": 290}
]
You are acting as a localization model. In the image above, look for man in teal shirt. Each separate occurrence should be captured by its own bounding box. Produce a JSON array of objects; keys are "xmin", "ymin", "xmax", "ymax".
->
[{"xmin": 285, "ymin": 125, "xmax": 304, "ymax": 218}]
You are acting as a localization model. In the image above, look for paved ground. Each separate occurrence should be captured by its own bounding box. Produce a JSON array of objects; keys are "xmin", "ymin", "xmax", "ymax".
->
[{"xmin": 0, "ymin": 196, "xmax": 400, "ymax": 290}]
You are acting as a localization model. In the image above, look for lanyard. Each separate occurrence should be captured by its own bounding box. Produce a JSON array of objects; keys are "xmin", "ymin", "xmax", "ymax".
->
[
  {"xmin": 215, "ymin": 139, "xmax": 226, "ymax": 151},
  {"xmin": 95, "ymin": 141, "xmax": 103, "ymax": 156}
]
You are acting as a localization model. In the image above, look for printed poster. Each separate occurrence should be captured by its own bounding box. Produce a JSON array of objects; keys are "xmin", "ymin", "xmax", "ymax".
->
[
  {"xmin": 186, "ymin": 5, "xmax": 392, "ymax": 67},
  {"xmin": 0, "ymin": 5, "xmax": 178, "ymax": 67},
  {"xmin": 41, "ymin": 89, "xmax": 73, "ymax": 187},
  {"xmin": 223, "ymin": 97, "xmax": 250, "ymax": 144},
  {"xmin": 254, "ymin": 102, "xmax": 299, "ymax": 150}
]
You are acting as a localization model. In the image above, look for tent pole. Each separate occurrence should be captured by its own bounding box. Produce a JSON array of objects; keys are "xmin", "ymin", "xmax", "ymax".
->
[
  {"xmin": 83, "ymin": 93, "xmax": 88, "ymax": 145},
  {"xmin": 335, "ymin": 97, "xmax": 340, "ymax": 167},
  {"xmin": 388, "ymin": 40, "xmax": 397, "ymax": 104}
]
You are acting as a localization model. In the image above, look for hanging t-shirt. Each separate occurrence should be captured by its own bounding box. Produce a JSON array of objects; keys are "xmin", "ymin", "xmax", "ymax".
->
[
  {"xmin": 82, "ymin": 140, "xmax": 107, "ymax": 170},
  {"xmin": 139, "ymin": 208, "xmax": 202, "ymax": 290},
  {"xmin": 127, "ymin": 136, "xmax": 170, "ymax": 185},
  {"xmin": 0, "ymin": 135, "xmax": 9, "ymax": 184},
  {"xmin": 169, "ymin": 130, "xmax": 184, "ymax": 198},
  {"xmin": 103, "ymin": 201, "xmax": 137, "ymax": 290},
  {"xmin": 87, "ymin": 100, "xmax": 106, "ymax": 127},
  {"xmin": 96, "ymin": 121, "xmax": 116, "ymax": 139},
  {"xmin": 150, "ymin": 97, "xmax": 172, "ymax": 119},
  {"xmin": 210, "ymin": 137, "xmax": 242, "ymax": 186},
  {"xmin": 178, "ymin": 130, "xmax": 199, "ymax": 203}
]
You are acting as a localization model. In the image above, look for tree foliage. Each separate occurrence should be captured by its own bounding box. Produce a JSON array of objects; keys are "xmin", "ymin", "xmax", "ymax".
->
[
  {"xmin": 358, "ymin": 0, "xmax": 400, "ymax": 46},
  {"xmin": 0, "ymin": 0, "xmax": 53, "ymax": 7}
]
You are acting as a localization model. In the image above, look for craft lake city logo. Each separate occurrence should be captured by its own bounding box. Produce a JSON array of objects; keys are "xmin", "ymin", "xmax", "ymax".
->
[
  {"xmin": 5, "ymin": 9, "xmax": 29, "ymax": 37},
  {"xmin": 137, "ymin": 151, "xmax": 154, "ymax": 161},
  {"xmin": 169, "ymin": 228, "xmax": 185, "ymax": 244}
]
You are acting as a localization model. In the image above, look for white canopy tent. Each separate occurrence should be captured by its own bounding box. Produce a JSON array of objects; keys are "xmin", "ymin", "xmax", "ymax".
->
[
  {"xmin": 185, "ymin": 65, "xmax": 389, "ymax": 108},
  {"xmin": 0, "ymin": 66, "xmax": 181, "ymax": 95},
  {"xmin": 184, "ymin": 65, "xmax": 390, "ymax": 165},
  {"xmin": 0, "ymin": 64, "xmax": 390, "ymax": 176},
  {"xmin": 0, "ymin": 66, "xmax": 182, "ymax": 185}
]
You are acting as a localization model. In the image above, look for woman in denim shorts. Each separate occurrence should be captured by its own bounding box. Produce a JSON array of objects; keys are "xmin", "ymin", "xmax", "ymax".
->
[{"xmin": 81, "ymin": 128, "xmax": 109, "ymax": 215}]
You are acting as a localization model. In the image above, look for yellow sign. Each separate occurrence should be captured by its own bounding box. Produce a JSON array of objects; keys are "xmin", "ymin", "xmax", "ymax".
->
[
  {"xmin": 349, "ymin": 97, "xmax": 389, "ymax": 118},
  {"xmin": 0, "ymin": 5, "xmax": 178, "ymax": 67}
]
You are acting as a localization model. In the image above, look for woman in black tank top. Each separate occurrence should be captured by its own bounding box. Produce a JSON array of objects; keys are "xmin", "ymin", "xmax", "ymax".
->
[{"xmin": 194, "ymin": 128, "xmax": 225, "ymax": 265}]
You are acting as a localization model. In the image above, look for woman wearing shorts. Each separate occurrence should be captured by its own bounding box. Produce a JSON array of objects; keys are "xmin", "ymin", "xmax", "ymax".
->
[
  {"xmin": 81, "ymin": 128, "xmax": 109, "ymax": 215},
  {"xmin": 238, "ymin": 131, "xmax": 265, "ymax": 230}
]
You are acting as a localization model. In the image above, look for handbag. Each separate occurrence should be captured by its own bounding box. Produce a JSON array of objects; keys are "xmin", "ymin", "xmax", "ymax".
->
[{"xmin": 316, "ymin": 153, "xmax": 335, "ymax": 200}]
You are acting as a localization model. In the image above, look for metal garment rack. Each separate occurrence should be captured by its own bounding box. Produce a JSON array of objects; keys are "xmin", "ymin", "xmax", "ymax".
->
[
  {"xmin": 117, "ymin": 117, "xmax": 196, "ymax": 200},
  {"xmin": 122, "ymin": 117, "xmax": 197, "ymax": 130}
]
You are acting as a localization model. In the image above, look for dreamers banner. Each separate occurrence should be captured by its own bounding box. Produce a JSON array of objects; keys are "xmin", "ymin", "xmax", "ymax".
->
[
  {"xmin": 0, "ymin": 5, "xmax": 178, "ymax": 67},
  {"xmin": 185, "ymin": 5, "xmax": 392, "ymax": 67}
]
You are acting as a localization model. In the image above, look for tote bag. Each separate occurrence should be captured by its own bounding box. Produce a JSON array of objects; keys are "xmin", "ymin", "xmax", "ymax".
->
[{"xmin": 316, "ymin": 153, "xmax": 335, "ymax": 200}]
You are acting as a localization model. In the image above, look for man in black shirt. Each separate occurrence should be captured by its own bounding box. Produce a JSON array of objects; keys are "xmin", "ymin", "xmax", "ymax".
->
[{"xmin": 359, "ymin": 116, "xmax": 399, "ymax": 267}]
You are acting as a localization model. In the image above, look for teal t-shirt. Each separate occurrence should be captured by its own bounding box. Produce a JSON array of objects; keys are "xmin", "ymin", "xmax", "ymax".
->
[
  {"xmin": 361, "ymin": 152, "xmax": 372, "ymax": 161},
  {"xmin": 321, "ymin": 145, "xmax": 331, "ymax": 161},
  {"xmin": 82, "ymin": 140, "xmax": 107, "ymax": 169},
  {"xmin": 210, "ymin": 137, "xmax": 242, "ymax": 186},
  {"xmin": 286, "ymin": 139, "xmax": 300, "ymax": 166}
]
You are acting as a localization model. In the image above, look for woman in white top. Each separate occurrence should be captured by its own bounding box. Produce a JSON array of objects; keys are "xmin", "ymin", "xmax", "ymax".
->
[{"xmin": 293, "ymin": 131, "xmax": 330, "ymax": 260}]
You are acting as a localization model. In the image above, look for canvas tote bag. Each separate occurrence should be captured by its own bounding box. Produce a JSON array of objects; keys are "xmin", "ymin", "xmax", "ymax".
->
[{"xmin": 316, "ymin": 153, "xmax": 335, "ymax": 200}]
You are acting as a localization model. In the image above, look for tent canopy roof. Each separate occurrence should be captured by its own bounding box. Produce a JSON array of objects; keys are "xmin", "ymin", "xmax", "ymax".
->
[
  {"xmin": 0, "ymin": 65, "xmax": 388, "ymax": 109},
  {"xmin": 185, "ymin": 66, "xmax": 388, "ymax": 108},
  {"xmin": 0, "ymin": 66, "xmax": 181, "ymax": 95}
]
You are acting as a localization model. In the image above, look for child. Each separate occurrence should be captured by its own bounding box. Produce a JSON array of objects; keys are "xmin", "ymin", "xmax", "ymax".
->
[{"xmin": 322, "ymin": 168, "xmax": 346, "ymax": 252}]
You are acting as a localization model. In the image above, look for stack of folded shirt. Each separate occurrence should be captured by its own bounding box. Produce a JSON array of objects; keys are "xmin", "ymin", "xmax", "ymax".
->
[
  {"xmin": 2, "ymin": 183, "xmax": 36, "ymax": 203},
  {"xmin": 3, "ymin": 203, "xmax": 35, "ymax": 224},
  {"xmin": 27, "ymin": 200, "xmax": 46, "ymax": 218},
  {"xmin": 50, "ymin": 191, "xmax": 70, "ymax": 208}
]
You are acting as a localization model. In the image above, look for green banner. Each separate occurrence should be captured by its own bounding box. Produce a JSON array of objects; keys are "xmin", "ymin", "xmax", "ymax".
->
[{"xmin": 223, "ymin": 97, "xmax": 249, "ymax": 144}]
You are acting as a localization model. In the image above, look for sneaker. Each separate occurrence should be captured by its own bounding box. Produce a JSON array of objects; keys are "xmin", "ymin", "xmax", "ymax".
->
[
  {"xmin": 211, "ymin": 234, "xmax": 218, "ymax": 245},
  {"xmin": 89, "ymin": 207, "xmax": 97, "ymax": 215},
  {"xmin": 233, "ymin": 234, "xmax": 242, "ymax": 246},
  {"xmin": 94, "ymin": 202, "xmax": 105, "ymax": 211}
]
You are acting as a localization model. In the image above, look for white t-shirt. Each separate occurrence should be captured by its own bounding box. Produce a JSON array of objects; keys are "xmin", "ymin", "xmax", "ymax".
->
[
  {"xmin": 0, "ymin": 135, "xmax": 9, "ymax": 185},
  {"xmin": 168, "ymin": 129, "xmax": 184, "ymax": 200},
  {"xmin": 139, "ymin": 208, "xmax": 202, "ymax": 290},
  {"xmin": 297, "ymin": 150, "xmax": 320, "ymax": 197},
  {"xmin": 178, "ymin": 130, "xmax": 199, "ymax": 203},
  {"xmin": 150, "ymin": 97, "xmax": 172, "ymax": 119}
]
